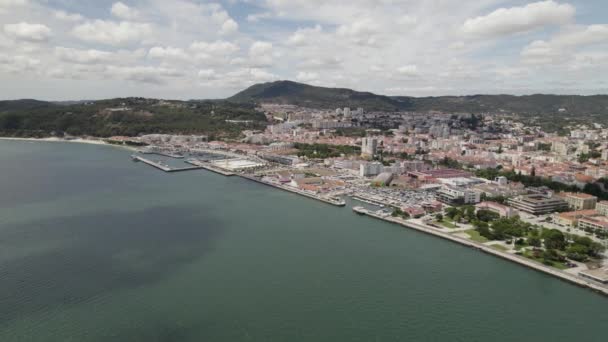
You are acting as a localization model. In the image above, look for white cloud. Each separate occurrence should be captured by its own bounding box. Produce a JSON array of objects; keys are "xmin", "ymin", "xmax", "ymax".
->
[
  {"xmin": 336, "ymin": 18, "xmax": 381, "ymax": 46},
  {"xmin": 55, "ymin": 47, "xmax": 112, "ymax": 64},
  {"xmin": 148, "ymin": 46, "xmax": 190, "ymax": 61},
  {"xmin": 296, "ymin": 71, "xmax": 319, "ymax": 82},
  {"xmin": 198, "ymin": 69, "xmax": 217, "ymax": 80},
  {"xmin": 397, "ymin": 65, "xmax": 419, "ymax": 76},
  {"xmin": 463, "ymin": 1, "xmax": 575, "ymax": 37},
  {"xmin": 4, "ymin": 22, "xmax": 51, "ymax": 42},
  {"xmin": 247, "ymin": 12, "xmax": 272, "ymax": 22},
  {"xmin": 521, "ymin": 24, "xmax": 608, "ymax": 64},
  {"xmin": 287, "ymin": 25, "xmax": 322, "ymax": 46},
  {"xmin": 111, "ymin": 2, "xmax": 139, "ymax": 21},
  {"xmin": 0, "ymin": 53, "xmax": 40, "ymax": 73},
  {"xmin": 53, "ymin": 10, "xmax": 84, "ymax": 22},
  {"xmin": 72, "ymin": 20, "xmax": 151, "ymax": 46},
  {"xmin": 248, "ymin": 41, "xmax": 273, "ymax": 66},
  {"xmin": 0, "ymin": 0, "xmax": 28, "ymax": 9},
  {"xmin": 219, "ymin": 18, "xmax": 238, "ymax": 35},
  {"xmin": 106, "ymin": 65, "xmax": 184, "ymax": 84}
]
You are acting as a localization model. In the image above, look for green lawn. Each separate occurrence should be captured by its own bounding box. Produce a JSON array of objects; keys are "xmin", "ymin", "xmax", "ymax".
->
[
  {"xmin": 491, "ymin": 244, "xmax": 510, "ymax": 252},
  {"xmin": 522, "ymin": 251, "xmax": 569, "ymax": 270},
  {"xmin": 465, "ymin": 229, "xmax": 489, "ymax": 243},
  {"xmin": 438, "ymin": 219, "xmax": 458, "ymax": 229}
]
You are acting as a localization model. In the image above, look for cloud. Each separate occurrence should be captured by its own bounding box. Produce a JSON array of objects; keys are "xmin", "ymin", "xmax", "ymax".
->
[
  {"xmin": 219, "ymin": 18, "xmax": 238, "ymax": 35},
  {"xmin": 4, "ymin": 22, "xmax": 51, "ymax": 42},
  {"xmin": 190, "ymin": 40, "xmax": 239, "ymax": 54},
  {"xmin": 0, "ymin": 53, "xmax": 40, "ymax": 73},
  {"xmin": 55, "ymin": 47, "xmax": 113, "ymax": 64},
  {"xmin": 72, "ymin": 20, "xmax": 151, "ymax": 46},
  {"xmin": 462, "ymin": 1, "xmax": 575, "ymax": 38},
  {"xmin": 53, "ymin": 10, "xmax": 84, "ymax": 22},
  {"xmin": 296, "ymin": 71, "xmax": 319, "ymax": 82},
  {"xmin": 0, "ymin": 0, "xmax": 28, "ymax": 9},
  {"xmin": 106, "ymin": 65, "xmax": 184, "ymax": 84},
  {"xmin": 397, "ymin": 65, "xmax": 419, "ymax": 76},
  {"xmin": 198, "ymin": 69, "xmax": 217, "ymax": 80},
  {"xmin": 247, "ymin": 12, "xmax": 272, "ymax": 22},
  {"xmin": 336, "ymin": 18, "xmax": 381, "ymax": 46},
  {"xmin": 111, "ymin": 2, "xmax": 139, "ymax": 21},
  {"xmin": 287, "ymin": 25, "xmax": 322, "ymax": 46},
  {"xmin": 248, "ymin": 41, "xmax": 273, "ymax": 66},
  {"xmin": 148, "ymin": 46, "xmax": 189, "ymax": 61}
]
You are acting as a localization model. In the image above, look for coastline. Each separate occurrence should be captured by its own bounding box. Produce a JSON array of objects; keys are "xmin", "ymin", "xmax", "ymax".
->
[
  {"xmin": 353, "ymin": 207, "xmax": 608, "ymax": 297},
  {"xmin": 5, "ymin": 138, "xmax": 607, "ymax": 297},
  {"xmin": 0, "ymin": 136, "xmax": 137, "ymax": 151}
]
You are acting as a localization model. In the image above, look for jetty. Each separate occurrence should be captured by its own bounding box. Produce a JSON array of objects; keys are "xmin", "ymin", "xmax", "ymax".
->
[
  {"xmin": 131, "ymin": 155, "xmax": 204, "ymax": 173},
  {"xmin": 185, "ymin": 160, "xmax": 235, "ymax": 176},
  {"xmin": 352, "ymin": 206, "xmax": 608, "ymax": 297},
  {"xmin": 240, "ymin": 174, "xmax": 346, "ymax": 207}
]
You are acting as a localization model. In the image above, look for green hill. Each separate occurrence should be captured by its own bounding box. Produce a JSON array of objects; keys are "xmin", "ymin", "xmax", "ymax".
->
[
  {"xmin": 229, "ymin": 81, "xmax": 608, "ymax": 130},
  {"xmin": 0, "ymin": 98, "xmax": 266, "ymax": 138},
  {"xmin": 229, "ymin": 80, "xmax": 412, "ymax": 111}
]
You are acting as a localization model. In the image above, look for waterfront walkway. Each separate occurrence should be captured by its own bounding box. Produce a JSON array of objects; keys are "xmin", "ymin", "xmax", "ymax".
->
[{"xmin": 353, "ymin": 207, "xmax": 608, "ymax": 297}]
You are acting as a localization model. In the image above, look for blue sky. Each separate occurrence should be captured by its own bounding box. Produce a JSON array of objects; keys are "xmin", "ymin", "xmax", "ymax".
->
[{"xmin": 0, "ymin": 0, "xmax": 607, "ymax": 100}]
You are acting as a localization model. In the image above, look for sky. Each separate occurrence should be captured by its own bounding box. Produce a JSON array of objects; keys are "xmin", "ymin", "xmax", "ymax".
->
[{"xmin": 0, "ymin": 0, "xmax": 607, "ymax": 100}]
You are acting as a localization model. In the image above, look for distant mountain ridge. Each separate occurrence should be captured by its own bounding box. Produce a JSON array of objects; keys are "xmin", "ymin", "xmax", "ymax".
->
[{"xmin": 229, "ymin": 80, "xmax": 608, "ymax": 118}]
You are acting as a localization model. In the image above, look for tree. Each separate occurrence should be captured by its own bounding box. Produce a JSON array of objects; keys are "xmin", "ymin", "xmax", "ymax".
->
[
  {"xmin": 542, "ymin": 229, "xmax": 567, "ymax": 251},
  {"xmin": 527, "ymin": 236, "xmax": 542, "ymax": 247},
  {"xmin": 476, "ymin": 209, "xmax": 500, "ymax": 222},
  {"xmin": 445, "ymin": 207, "xmax": 459, "ymax": 219},
  {"xmin": 435, "ymin": 213, "xmax": 444, "ymax": 221}
]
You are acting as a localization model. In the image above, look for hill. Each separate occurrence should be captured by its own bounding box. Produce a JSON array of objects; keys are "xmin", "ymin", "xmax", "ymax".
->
[
  {"xmin": 228, "ymin": 80, "xmax": 412, "ymax": 111},
  {"xmin": 229, "ymin": 81, "xmax": 608, "ymax": 128},
  {"xmin": 0, "ymin": 98, "xmax": 266, "ymax": 139}
]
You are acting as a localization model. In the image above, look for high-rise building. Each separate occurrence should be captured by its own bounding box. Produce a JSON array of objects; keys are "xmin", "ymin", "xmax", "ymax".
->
[
  {"xmin": 343, "ymin": 107, "xmax": 351, "ymax": 117},
  {"xmin": 361, "ymin": 137, "xmax": 378, "ymax": 157}
]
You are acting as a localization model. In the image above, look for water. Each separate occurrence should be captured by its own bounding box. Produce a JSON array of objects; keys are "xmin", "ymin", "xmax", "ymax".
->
[{"xmin": 0, "ymin": 140, "xmax": 606, "ymax": 342}]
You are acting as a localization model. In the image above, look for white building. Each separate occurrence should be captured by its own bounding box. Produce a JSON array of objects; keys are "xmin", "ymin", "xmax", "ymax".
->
[
  {"xmin": 361, "ymin": 137, "xmax": 378, "ymax": 157},
  {"xmin": 360, "ymin": 162, "xmax": 383, "ymax": 177}
]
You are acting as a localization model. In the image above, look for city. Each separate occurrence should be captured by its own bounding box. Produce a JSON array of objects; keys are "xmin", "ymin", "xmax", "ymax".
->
[{"xmin": 111, "ymin": 102, "xmax": 608, "ymax": 292}]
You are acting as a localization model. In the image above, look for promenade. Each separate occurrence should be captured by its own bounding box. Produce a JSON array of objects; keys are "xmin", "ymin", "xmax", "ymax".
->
[{"xmin": 353, "ymin": 207, "xmax": 608, "ymax": 297}]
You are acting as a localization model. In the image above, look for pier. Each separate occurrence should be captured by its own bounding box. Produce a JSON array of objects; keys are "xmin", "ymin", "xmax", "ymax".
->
[
  {"xmin": 352, "ymin": 206, "xmax": 608, "ymax": 297},
  {"xmin": 132, "ymin": 155, "xmax": 205, "ymax": 173},
  {"xmin": 240, "ymin": 174, "xmax": 346, "ymax": 207}
]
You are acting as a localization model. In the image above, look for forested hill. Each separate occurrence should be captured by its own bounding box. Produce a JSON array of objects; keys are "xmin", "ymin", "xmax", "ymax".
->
[
  {"xmin": 229, "ymin": 80, "xmax": 608, "ymax": 124},
  {"xmin": 228, "ymin": 80, "xmax": 410, "ymax": 111},
  {"xmin": 0, "ymin": 98, "xmax": 266, "ymax": 138}
]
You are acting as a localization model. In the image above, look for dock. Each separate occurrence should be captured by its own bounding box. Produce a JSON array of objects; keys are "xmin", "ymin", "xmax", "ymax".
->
[
  {"xmin": 185, "ymin": 160, "xmax": 235, "ymax": 176},
  {"xmin": 240, "ymin": 174, "xmax": 346, "ymax": 207},
  {"xmin": 352, "ymin": 206, "xmax": 608, "ymax": 297},
  {"xmin": 132, "ymin": 155, "xmax": 205, "ymax": 173}
]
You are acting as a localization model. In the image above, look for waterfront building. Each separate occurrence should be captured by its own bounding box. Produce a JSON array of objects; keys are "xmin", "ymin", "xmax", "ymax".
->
[
  {"xmin": 507, "ymin": 194, "xmax": 568, "ymax": 215},
  {"xmin": 554, "ymin": 210, "xmax": 599, "ymax": 227},
  {"xmin": 558, "ymin": 192, "xmax": 597, "ymax": 211},
  {"xmin": 475, "ymin": 202, "xmax": 516, "ymax": 218},
  {"xmin": 436, "ymin": 186, "xmax": 481, "ymax": 205},
  {"xmin": 578, "ymin": 215, "xmax": 608, "ymax": 231},
  {"xmin": 259, "ymin": 153, "xmax": 300, "ymax": 165}
]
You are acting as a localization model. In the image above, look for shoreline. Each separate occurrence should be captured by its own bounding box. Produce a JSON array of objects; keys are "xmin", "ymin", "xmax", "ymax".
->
[
  {"xmin": 5, "ymin": 138, "xmax": 608, "ymax": 297},
  {"xmin": 0, "ymin": 136, "xmax": 137, "ymax": 151},
  {"xmin": 353, "ymin": 206, "xmax": 608, "ymax": 297}
]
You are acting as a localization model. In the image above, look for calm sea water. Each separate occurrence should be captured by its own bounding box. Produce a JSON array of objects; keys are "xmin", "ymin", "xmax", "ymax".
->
[{"xmin": 0, "ymin": 140, "xmax": 606, "ymax": 342}]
